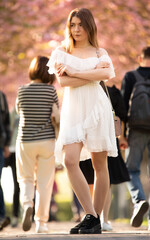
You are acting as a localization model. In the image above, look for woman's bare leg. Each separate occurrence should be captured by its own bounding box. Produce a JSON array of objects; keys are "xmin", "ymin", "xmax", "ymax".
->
[
  {"xmin": 64, "ymin": 143, "xmax": 97, "ymax": 217},
  {"xmin": 89, "ymin": 184, "xmax": 94, "ymax": 199},
  {"xmin": 91, "ymin": 151, "xmax": 109, "ymax": 215},
  {"xmin": 101, "ymin": 187, "xmax": 112, "ymax": 223}
]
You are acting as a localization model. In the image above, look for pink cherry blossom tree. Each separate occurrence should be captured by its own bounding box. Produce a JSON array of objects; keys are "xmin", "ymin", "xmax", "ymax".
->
[{"xmin": 0, "ymin": 0, "xmax": 149, "ymax": 108}]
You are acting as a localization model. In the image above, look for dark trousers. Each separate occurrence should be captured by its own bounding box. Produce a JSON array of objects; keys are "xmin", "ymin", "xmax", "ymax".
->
[
  {"xmin": 4, "ymin": 153, "xmax": 20, "ymax": 217},
  {"xmin": 0, "ymin": 147, "xmax": 5, "ymax": 218}
]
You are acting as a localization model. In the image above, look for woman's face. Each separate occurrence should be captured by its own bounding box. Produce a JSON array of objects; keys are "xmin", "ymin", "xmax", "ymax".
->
[{"xmin": 70, "ymin": 16, "xmax": 88, "ymax": 43}]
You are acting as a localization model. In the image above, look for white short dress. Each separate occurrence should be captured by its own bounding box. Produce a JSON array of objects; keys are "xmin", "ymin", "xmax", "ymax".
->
[{"xmin": 47, "ymin": 48, "xmax": 118, "ymax": 163}]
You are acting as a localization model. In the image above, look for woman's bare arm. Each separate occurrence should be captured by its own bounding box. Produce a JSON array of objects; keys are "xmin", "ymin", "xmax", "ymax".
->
[
  {"xmin": 55, "ymin": 62, "xmax": 90, "ymax": 87},
  {"xmin": 56, "ymin": 61, "xmax": 112, "ymax": 82},
  {"xmin": 55, "ymin": 56, "xmax": 113, "ymax": 87},
  {"xmin": 73, "ymin": 67, "xmax": 112, "ymax": 81},
  {"xmin": 57, "ymin": 75, "xmax": 90, "ymax": 87}
]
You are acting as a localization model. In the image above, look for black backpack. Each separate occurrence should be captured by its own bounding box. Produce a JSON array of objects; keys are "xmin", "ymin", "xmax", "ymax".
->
[{"xmin": 128, "ymin": 71, "xmax": 150, "ymax": 130}]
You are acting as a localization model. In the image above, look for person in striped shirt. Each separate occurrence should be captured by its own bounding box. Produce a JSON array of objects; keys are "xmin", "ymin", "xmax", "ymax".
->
[{"xmin": 16, "ymin": 56, "xmax": 59, "ymax": 233}]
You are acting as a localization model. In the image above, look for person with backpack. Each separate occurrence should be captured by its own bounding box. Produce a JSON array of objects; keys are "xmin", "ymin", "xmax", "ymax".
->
[{"xmin": 121, "ymin": 46, "xmax": 150, "ymax": 230}]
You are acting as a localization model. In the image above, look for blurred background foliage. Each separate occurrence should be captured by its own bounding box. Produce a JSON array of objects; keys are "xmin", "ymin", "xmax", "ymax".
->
[{"xmin": 0, "ymin": 0, "xmax": 150, "ymax": 109}]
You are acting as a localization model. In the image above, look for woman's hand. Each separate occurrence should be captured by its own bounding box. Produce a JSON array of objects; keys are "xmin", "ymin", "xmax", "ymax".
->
[
  {"xmin": 96, "ymin": 61, "xmax": 110, "ymax": 69},
  {"xmin": 3, "ymin": 146, "xmax": 10, "ymax": 158},
  {"xmin": 119, "ymin": 136, "xmax": 128, "ymax": 150},
  {"xmin": 55, "ymin": 63, "xmax": 76, "ymax": 77},
  {"xmin": 55, "ymin": 63, "xmax": 66, "ymax": 76}
]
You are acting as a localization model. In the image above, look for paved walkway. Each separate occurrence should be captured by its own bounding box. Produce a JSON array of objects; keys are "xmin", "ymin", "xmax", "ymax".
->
[{"xmin": 0, "ymin": 221, "xmax": 149, "ymax": 240}]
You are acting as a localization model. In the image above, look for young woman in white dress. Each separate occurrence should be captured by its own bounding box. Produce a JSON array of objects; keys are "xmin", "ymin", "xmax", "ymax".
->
[{"xmin": 47, "ymin": 8, "xmax": 117, "ymax": 234}]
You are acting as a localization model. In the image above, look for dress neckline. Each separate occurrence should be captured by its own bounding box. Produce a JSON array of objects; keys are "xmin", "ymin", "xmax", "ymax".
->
[{"xmin": 56, "ymin": 48, "xmax": 106, "ymax": 61}]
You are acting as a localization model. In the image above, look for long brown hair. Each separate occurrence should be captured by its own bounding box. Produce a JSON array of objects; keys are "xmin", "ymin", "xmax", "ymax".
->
[{"xmin": 62, "ymin": 8, "xmax": 99, "ymax": 53}]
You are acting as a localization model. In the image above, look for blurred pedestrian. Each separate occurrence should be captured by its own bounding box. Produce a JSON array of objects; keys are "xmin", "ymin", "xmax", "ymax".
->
[
  {"xmin": 121, "ymin": 46, "xmax": 150, "ymax": 229},
  {"xmin": 16, "ymin": 56, "xmax": 59, "ymax": 233},
  {"xmin": 4, "ymin": 107, "xmax": 20, "ymax": 227},
  {"xmin": 0, "ymin": 91, "xmax": 11, "ymax": 231}
]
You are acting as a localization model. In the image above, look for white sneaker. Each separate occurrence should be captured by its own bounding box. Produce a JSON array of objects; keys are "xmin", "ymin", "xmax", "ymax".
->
[
  {"xmin": 102, "ymin": 222, "xmax": 113, "ymax": 231},
  {"xmin": 35, "ymin": 222, "xmax": 48, "ymax": 233},
  {"xmin": 130, "ymin": 200, "xmax": 149, "ymax": 227},
  {"xmin": 11, "ymin": 217, "xmax": 18, "ymax": 228},
  {"xmin": 22, "ymin": 206, "xmax": 33, "ymax": 231}
]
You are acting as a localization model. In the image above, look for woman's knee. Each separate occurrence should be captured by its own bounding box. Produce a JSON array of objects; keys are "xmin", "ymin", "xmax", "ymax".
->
[
  {"xmin": 92, "ymin": 152, "xmax": 107, "ymax": 171},
  {"xmin": 63, "ymin": 143, "xmax": 82, "ymax": 169},
  {"xmin": 64, "ymin": 154, "xmax": 77, "ymax": 169}
]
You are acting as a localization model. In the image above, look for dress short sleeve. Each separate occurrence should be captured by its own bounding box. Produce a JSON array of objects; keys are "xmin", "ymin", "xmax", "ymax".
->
[{"xmin": 47, "ymin": 49, "xmax": 58, "ymax": 74}]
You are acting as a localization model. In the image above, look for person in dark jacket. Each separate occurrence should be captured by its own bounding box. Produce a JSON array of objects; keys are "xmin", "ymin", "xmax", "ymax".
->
[
  {"xmin": 121, "ymin": 46, "xmax": 150, "ymax": 230},
  {"xmin": 0, "ymin": 91, "xmax": 11, "ymax": 230}
]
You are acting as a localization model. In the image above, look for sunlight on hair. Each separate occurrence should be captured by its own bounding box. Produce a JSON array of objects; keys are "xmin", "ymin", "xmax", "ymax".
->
[{"xmin": 30, "ymin": 57, "xmax": 37, "ymax": 70}]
